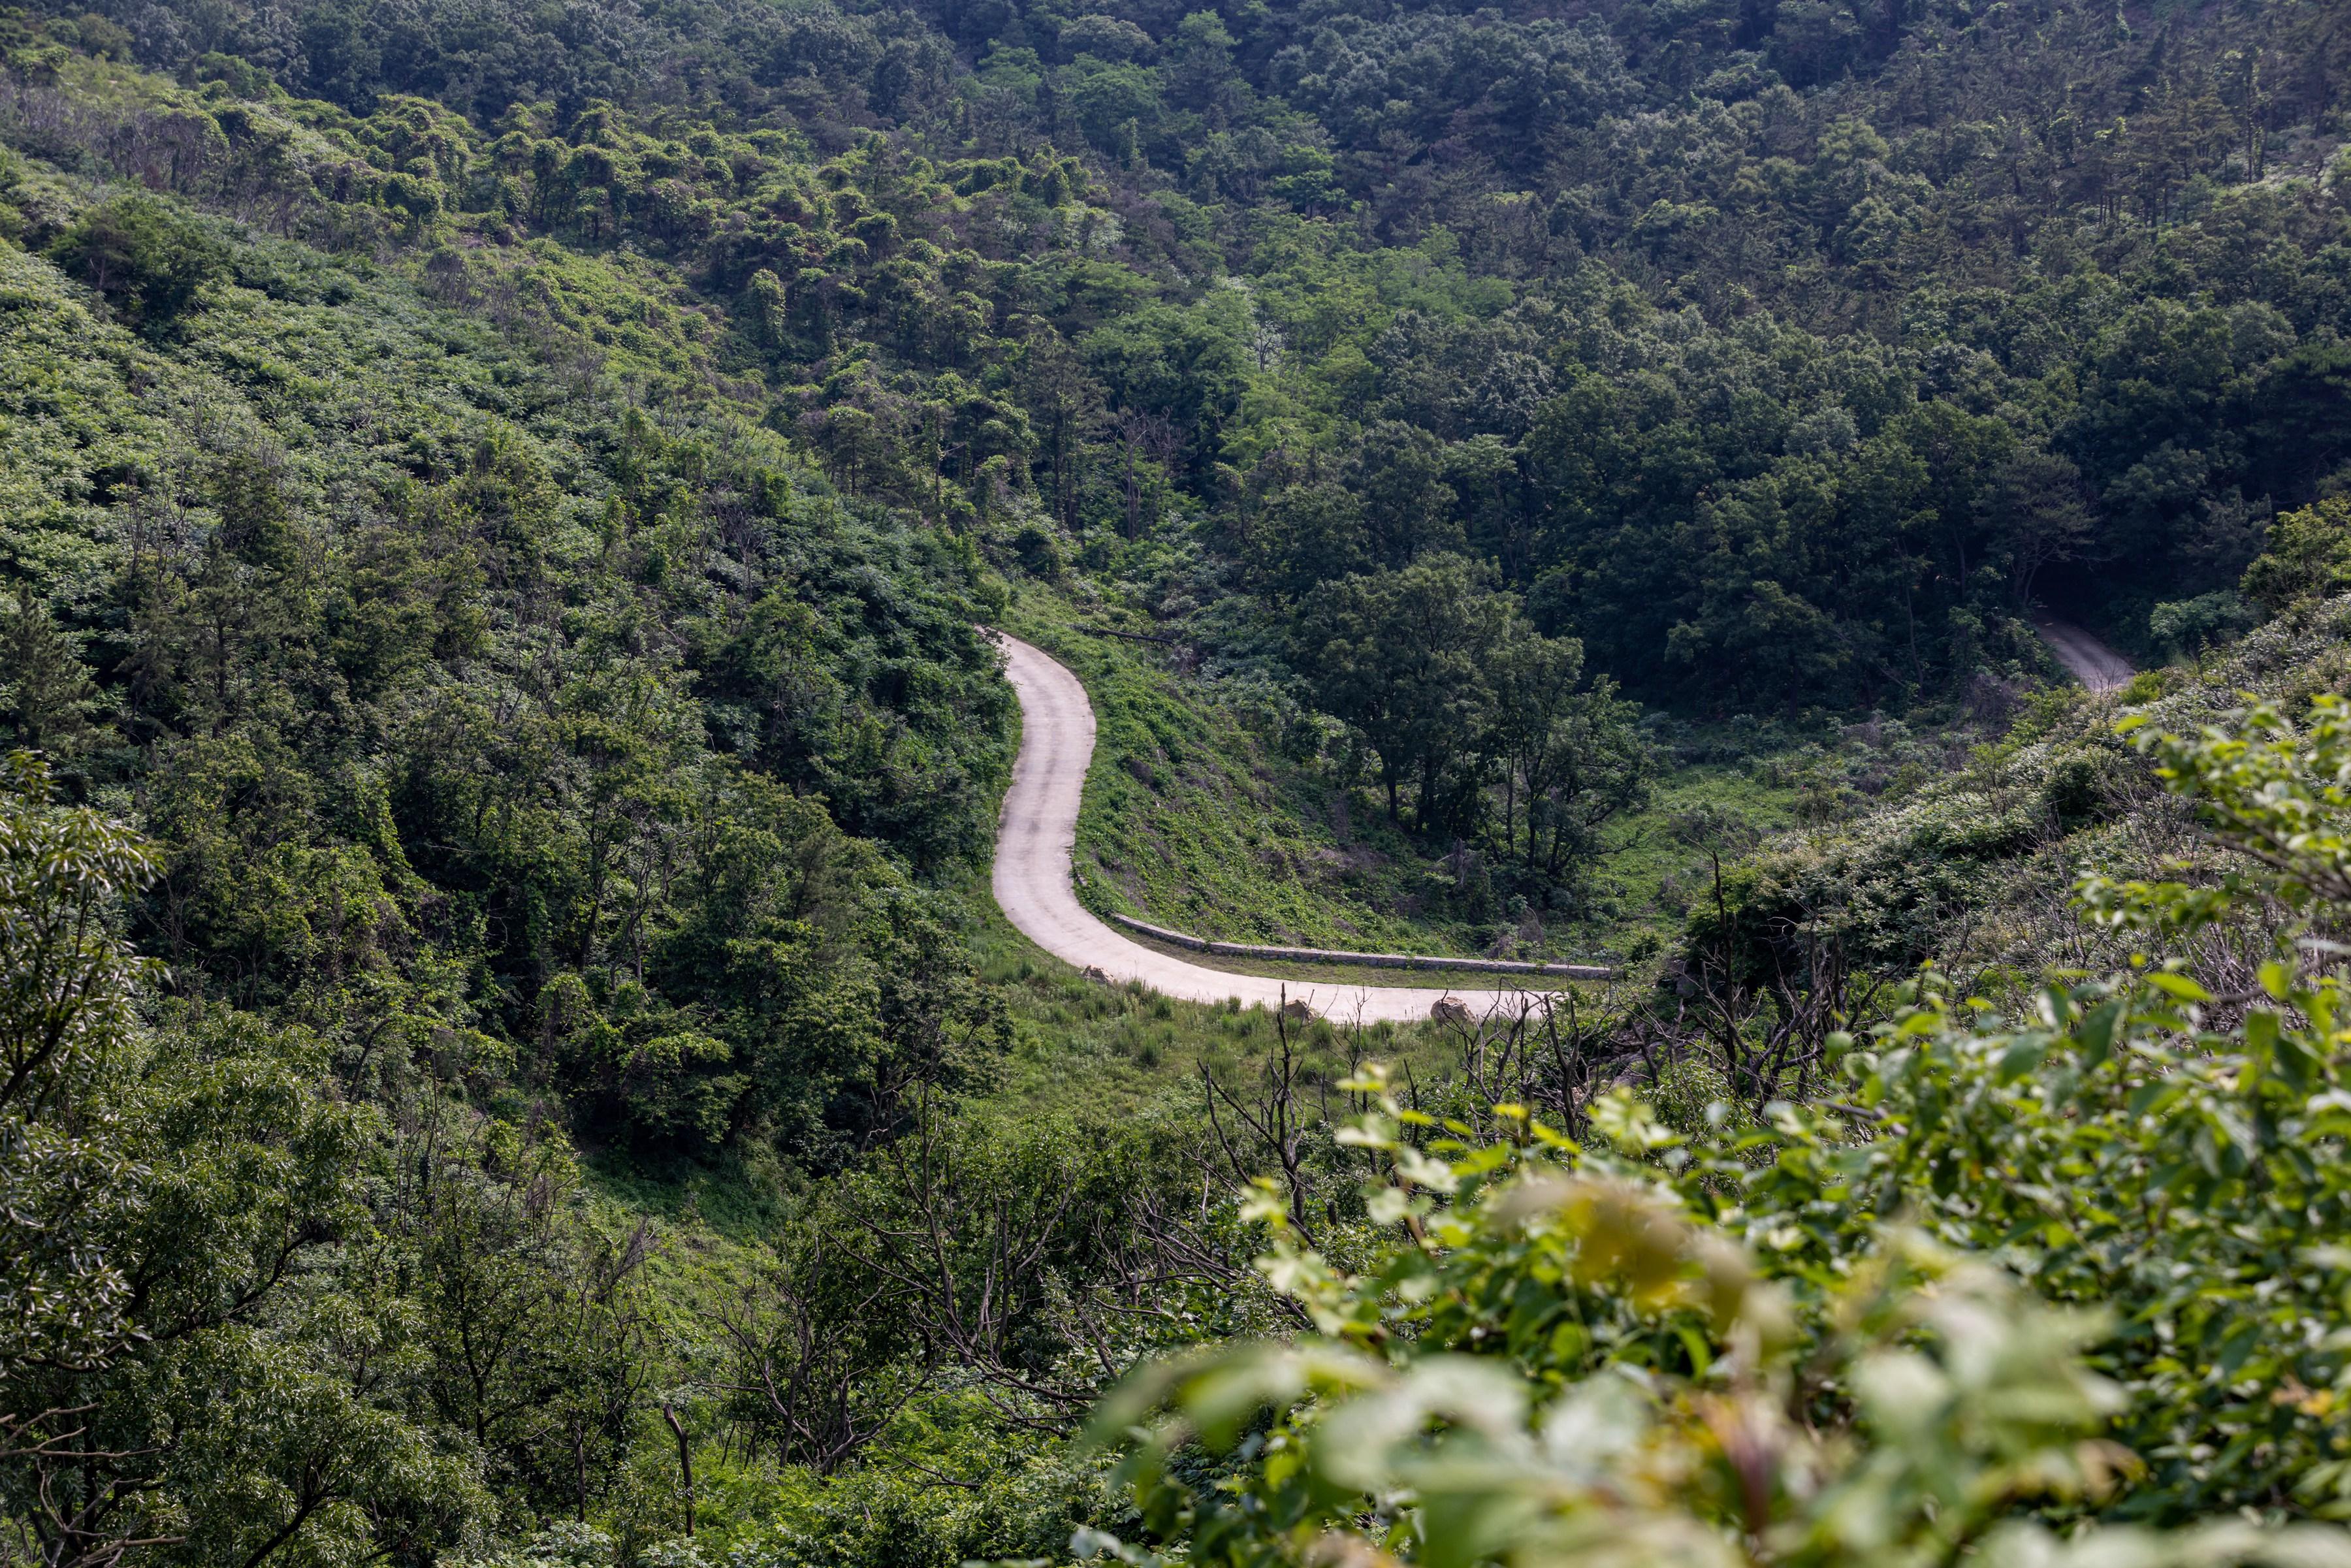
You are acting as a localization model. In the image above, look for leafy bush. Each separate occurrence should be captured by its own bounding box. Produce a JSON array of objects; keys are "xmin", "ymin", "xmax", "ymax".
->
[
  {"xmin": 48, "ymin": 193, "xmax": 225, "ymax": 328},
  {"xmin": 2243, "ymin": 501, "xmax": 2351, "ymax": 616},
  {"xmin": 1086, "ymin": 691, "xmax": 2351, "ymax": 1560},
  {"xmin": 2149, "ymin": 592, "xmax": 2256, "ymax": 655}
]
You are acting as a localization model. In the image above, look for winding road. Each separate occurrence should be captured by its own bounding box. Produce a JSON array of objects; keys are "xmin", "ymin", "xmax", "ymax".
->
[
  {"xmin": 991, "ymin": 613, "xmax": 2134, "ymax": 1019},
  {"xmin": 989, "ymin": 632, "xmax": 1559, "ymax": 1023}
]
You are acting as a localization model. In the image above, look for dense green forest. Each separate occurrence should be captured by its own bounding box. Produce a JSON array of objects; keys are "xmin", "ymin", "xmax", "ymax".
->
[{"xmin": 10, "ymin": 0, "xmax": 2351, "ymax": 1561}]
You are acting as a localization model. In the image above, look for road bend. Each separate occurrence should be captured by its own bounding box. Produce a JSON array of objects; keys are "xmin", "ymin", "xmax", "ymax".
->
[{"xmin": 989, "ymin": 631, "xmax": 1569, "ymax": 1025}]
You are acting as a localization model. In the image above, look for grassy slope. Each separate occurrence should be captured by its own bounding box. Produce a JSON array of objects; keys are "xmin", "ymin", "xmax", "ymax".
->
[
  {"xmin": 966, "ymin": 900, "xmax": 1464, "ymax": 1118},
  {"xmin": 999, "ymin": 599, "xmax": 1449, "ymax": 950},
  {"xmin": 1591, "ymin": 759, "xmax": 1798, "ymax": 951},
  {"xmin": 1646, "ymin": 602, "xmax": 2351, "ymax": 1032}
]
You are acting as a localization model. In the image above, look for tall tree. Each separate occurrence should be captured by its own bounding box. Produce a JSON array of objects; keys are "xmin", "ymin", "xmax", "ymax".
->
[{"xmin": 1295, "ymin": 556, "xmax": 1512, "ymax": 829}]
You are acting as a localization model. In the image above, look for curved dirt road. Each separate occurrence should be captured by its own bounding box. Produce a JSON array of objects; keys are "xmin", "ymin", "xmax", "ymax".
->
[
  {"xmin": 990, "ymin": 632, "xmax": 1557, "ymax": 1024},
  {"xmin": 2034, "ymin": 616, "xmax": 2135, "ymax": 693}
]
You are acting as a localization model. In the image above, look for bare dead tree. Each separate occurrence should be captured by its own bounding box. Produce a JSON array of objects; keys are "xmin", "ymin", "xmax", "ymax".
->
[
  {"xmin": 1426, "ymin": 989, "xmax": 1639, "ymax": 1141},
  {"xmin": 710, "ymin": 1230, "xmax": 924, "ymax": 1476},
  {"xmin": 1666, "ymin": 851, "xmax": 1893, "ymax": 1115},
  {"xmin": 840, "ymin": 1104, "xmax": 1085, "ymax": 1428},
  {"xmin": 1199, "ymin": 994, "xmax": 1324, "ymax": 1243},
  {"xmin": 660, "ymin": 1404, "xmax": 694, "ymax": 1537},
  {"xmin": 1048, "ymin": 1178, "xmax": 1283, "ymax": 1377}
]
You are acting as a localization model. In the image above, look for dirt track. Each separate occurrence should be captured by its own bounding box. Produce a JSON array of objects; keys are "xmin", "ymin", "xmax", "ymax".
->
[{"xmin": 988, "ymin": 632, "xmax": 1564, "ymax": 1024}]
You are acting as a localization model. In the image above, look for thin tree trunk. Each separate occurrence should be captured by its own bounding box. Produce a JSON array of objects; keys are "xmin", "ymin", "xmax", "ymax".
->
[{"xmin": 664, "ymin": 1404, "xmax": 695, "ymax": 1535}]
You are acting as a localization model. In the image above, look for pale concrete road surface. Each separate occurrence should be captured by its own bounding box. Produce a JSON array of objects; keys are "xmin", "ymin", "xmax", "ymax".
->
[
  {"xmin": 989, "ymin": 631, "xmax": 1561, "ymax": 1024},
  {"xmin": 2034, "ymin": 616, "xmax": 2135, "ymax": 693}
]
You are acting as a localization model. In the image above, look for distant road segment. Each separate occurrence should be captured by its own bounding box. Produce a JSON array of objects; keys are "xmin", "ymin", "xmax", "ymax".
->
[{"xmin": 2034, "ymin": 616, "xmax": 2135, "ymax": 693}]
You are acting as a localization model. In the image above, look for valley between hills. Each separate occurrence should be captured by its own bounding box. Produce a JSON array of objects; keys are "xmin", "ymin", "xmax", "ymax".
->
[{"xmin": 6, "ymin": 1, "xmax": 2351, "ymax": 1563}]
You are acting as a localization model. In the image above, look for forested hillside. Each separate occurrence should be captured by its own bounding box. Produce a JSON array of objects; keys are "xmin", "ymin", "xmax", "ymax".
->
[{"xmin": 8, "ymin": 0, "xmax": 2351, "ymax": 1561}]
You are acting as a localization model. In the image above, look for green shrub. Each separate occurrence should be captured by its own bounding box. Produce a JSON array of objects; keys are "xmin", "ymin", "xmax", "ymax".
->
[
  {"xmin": 2149, "ymin": 591, "xmax": 2256, "ymax": 654},
  {"xmin": 2243, "ymin": 499, "xmax": 2351, "ymax": 615},
  {"xmin": 48, "ymin": 193, "xmax": 225, "ymax": 329}
]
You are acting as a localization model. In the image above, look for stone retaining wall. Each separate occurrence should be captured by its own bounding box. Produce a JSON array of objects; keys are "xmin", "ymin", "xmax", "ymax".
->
[{"xmin": 1109, "ymin": 914, "xmax": 1612, "ymax": 980}]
